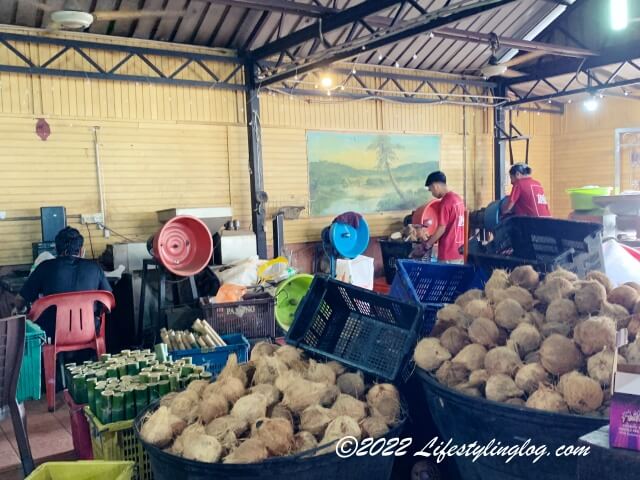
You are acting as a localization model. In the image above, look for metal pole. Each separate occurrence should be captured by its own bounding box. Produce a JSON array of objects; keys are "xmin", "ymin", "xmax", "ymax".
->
[
  {"xmin": 244, "ymin": 59, "xmax": 268, "ymax": 259},
  {"xmin": 493, "ymin": 82, "xmax": 507, "ymax": 201}
]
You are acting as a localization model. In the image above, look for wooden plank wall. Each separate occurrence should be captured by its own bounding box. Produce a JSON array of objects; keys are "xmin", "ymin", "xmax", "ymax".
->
[{"xmin": 0, "ymin": 27, "xmax": 556, "ymax": 265}]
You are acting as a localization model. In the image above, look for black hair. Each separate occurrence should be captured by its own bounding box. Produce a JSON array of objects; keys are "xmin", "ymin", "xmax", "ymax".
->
[
  {"xmin": 55, "ymin": 226, "xmax": 84, "ymax": 256},
  {"xmin": 425, "ymin": 170, "xmax": 447, "ymax": 187},
  {"xmin": 509, "ymin": 163, "xmax": 532, "ymax": 176}
]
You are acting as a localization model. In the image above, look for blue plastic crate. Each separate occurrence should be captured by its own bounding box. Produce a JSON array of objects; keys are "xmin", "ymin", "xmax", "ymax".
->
[
  {"xmin": 286, "ymin": 276, "xmax": 423, "ymax": 383},
  {"xmin": 170, "ymin": 334, "xmax": 250, "ymax": 375},
  {"xmin": 390, "ymin": 260, "xmax": 486, "ymax": 336}
]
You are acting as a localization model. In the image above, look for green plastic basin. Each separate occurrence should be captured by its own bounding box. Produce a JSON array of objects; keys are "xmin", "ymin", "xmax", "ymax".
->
[{"xmin": 566, "ymin": 186, "xmax": 612, "ymax": 211}]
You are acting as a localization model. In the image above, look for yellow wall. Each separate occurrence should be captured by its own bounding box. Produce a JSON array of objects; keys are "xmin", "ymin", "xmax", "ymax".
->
[
  {"xmin": 550, "ymin": 97, "xmax": 640, "ymax": 218},
  {"xmin": 0, "ymin": 27, "xmax": 556, "ymax": 266}
]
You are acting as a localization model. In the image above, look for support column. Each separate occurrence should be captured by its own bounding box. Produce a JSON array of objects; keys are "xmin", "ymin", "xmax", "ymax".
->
[
  {"xmin": 493, "ymin": 82, "xmax": 507, "ymax": 201},
  {"xmin": 244, "ymin": 59, "xmax": 268, "ymax": 259}
]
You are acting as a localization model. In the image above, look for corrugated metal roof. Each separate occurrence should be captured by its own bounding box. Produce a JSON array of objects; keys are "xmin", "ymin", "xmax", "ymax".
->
[{"xmin": 0, "ymin": 0, "xmax": 572, "ymax": 75}]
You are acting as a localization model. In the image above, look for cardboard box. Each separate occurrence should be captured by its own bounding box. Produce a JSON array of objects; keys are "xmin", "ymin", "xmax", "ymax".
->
[{"xmin": 610, "ymin": 329, "xmax": 640, "ymax": 451}]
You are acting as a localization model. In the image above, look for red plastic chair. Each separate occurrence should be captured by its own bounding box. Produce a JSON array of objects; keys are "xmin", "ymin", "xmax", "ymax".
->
[{"xmin": 28, "ymin": 290, "xmax": 115, "ymax": 412}]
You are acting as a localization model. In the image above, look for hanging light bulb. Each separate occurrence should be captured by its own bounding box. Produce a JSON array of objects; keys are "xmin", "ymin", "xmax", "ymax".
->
[
  {"xmin": 611, "ymin": 0, "xmax": 629, "ymax": 30},
  {"xmin": 320, "ymin": 72, "xmax": 333, "ymax": 89},
  {"xmin": 378, "ymin": 54, "xmax": 383, "ymax": 61},
  {"xmin": 584, "ymin": 95, "xmax": 599, "ymax": 112}
]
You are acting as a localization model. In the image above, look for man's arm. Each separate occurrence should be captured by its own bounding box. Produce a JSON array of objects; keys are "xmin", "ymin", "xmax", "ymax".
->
[{"xmin": 425, "ymin": 225, "xmax": 446, "ymax": 249}]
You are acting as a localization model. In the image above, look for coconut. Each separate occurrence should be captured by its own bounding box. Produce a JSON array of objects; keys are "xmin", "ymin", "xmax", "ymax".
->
[
  {"xmin": 332, "ymin": 394, "xmax": 367, "ymax": 421},
  {"xmin": 586, "ymin": 271, "xmax": 613, "ymax": 293},
  {"xmin": 337, "ymin": 372, "xmax": 366, "ymax": 399},
  {"xmin": 485, "ymin": 374, "xmax": 524, "ymax": 402},
  {"xmin": 515, "ymin": 363, "xmax": 549, "ymax": 395},
  {"xmin": 573, "ymin": 316, "xmax": 616, "ymax": 355},
  {"xmin": 485, "ymin": 269, "xmax": 511, "ymax": 302},
  {"xmin": 497, "ymin": 327, "xmax": 509, "ymax": 346},
  {"xmin": 528, "ymin": 309, "xmax": 546, "ymax": 330},
  {"xmin": 169, "ymin": 390, "xmax": 200, "ymax": 423},
  {"xmin": 629, "ymin": 315, "xmax": 640, "ymax": 340},
  {"xmin": 627, "ymin": 282, "xmax": 640, "ymax": 294},
  {"xmin": 250, "ymin": 342, "xmax": 279, "ymax": 361},
  {"xmin": 198, "ymin": 392, "xmax": 229, "ymax": 424},
  {"xmin": 306, "ymin": 360, "xmax": 337, "ymax": 385},
  {"xmin": 414, "ymin": 338, "xmax": 451, "ymax": 371},
  {"xmin": 602, "ymin": 301, "xmax": 631, "ymax": 329},
  {"xmin": 231, "ymin": 393, "xmax": 268, "ymax": 424},
  {"xmin": 468, "ymin": 369, "xmax": 489, "ymax": 388},
  {"xmin": 609, "ymin": 285, "xmax": 639, "ymax": 312},
  {"xmin": 505, "ymin": 398, "xmax": 526, "ymax": 407},
  {"xmin": 495, "ymin": 286, "xmax": 535, "ymax": 311},
  {"xmin": 251, "ymin": 417, "xmax": 294, "ymax": 456},
  {"xmin": 452, "ymin": 383, "xmax": 482, "ymax": 397},
  {"xmin": 253, "ymin": 355, "xmax": 289, "ymax": 385},
  {"xmin": 624, "ymin": 340, "xmax": 640, "ymax": 365},
  {"xmin": 282, "ymin": 377, "xmax": 337, "ymax": 413},
  {"xmin": 464, "ymin": 299, "xmax": 494, "ymax": 321},
  {"xmin": 274, "ymin": 370, "xmax": 301, "ymax": 393},
  {"xmin": 300, "ymin": 405, "xmax": 336, "ymax": 438},
  {"xmin": 205, "ymin": 415, "xmax": 249, "ymax": 439},
  {"xmin": 206, "ymin": 377, "xmax": 246, "ymax": 405},
  {"xmin": 187, "ymin": 380, "xmax": 210, "ymax": 398},
  {"xmin": 539, "ymin": 334, "xmax": 583, "ymax": 375},
  {"xmin": 534, "ymin": 277, "xmax": 574, "ymax": 304},
  {"xmin": 430, "ymin": 320, "xmax": 456, "ymax": 338},
  {"xmin": 320, "ymin": 385, "xmax": 340, "ymax": 407},
  {"xmin": 524, "ymin": 350, "xmax": 541, "ymax": 364},
  {"xmin": 326, "ymin": 361, "xmax": 347, "ymax": 376},
  {"xmin": 218, "ymin": 430, "xmax": 238, "ymax": 453},
  {"xmin": 510, "ymin": 323, "xmax": 541, "ymax": 356},
  {"xmin": 140, "ymin": 406, "xmax": 186, "ymax": 448},
  {"xmin": 172, "ymin": 422, "xmax": 205, "ymax": 456},
  {"xmin": 440, "ymin": 326, "xmax": 470, "ymax": 356},
  {"xmin": 484, "ymin": 346, "xmax": 521, "ymax": 376},
  {"xmin": 224, "ymin": 438, "xmax": 269, "ymax": 464},
  {"xmin": 509, "ymin": 265, "xmax": 540, "ymax": 290},
  {"xmin": 366, "ymin": 384, "xmax": 401, "ymax": 426},
  {"xmin": 556, "ymin": 371, "xmax": 574, "ymax": 396},
  {"xmin": 562, "ymin": 372, "xmax": 603, "ymax": 414},
  {"xmin": 435, "ymin": 361, "xmax": 469, "ymax": 387},
  {"xmin": 546, "ymin": 267, "xmax": 578, "ymax": 283},
  {"xmin": 494, "ymin": 299, "xmax": 527, "ymax": 331},
  {"xmin": 217, "ymin": 353, "xmax": 248, "ymax": 387},
  {"xmin": 574, "ymin": 281, "xmax": 607, "ymax": 315},
  {"xmin": 269, "ymin": 403, "xmax": 294, "ymax": 425},
  {"xmin": 545, "ymin": 299, "xmax": 579, "ymax": 325},
  {"xmin": 540, "ymin": 322, "xmax": 572, "ymax": 338},
  {"xmin": 293, "ymin": 431, "xmax": 318, "ymax": 454},
  {"xmin": 467, "ymin": 317, "xmax": 500, "ymax": 348},
  {"xmin": 455, "ymin": 289, "xmax": 484, "ymax": 308},
  {"xmin": 320, "ymin": 416, "xmax": 362, "ymax": 450},
  {"xmin": 159, "ymin": 392, "xmax": 178, "ymax": 407},
  {"xmin": 437, "ymin": 304, "xmax": 471, "ymax": 328},
  {"xmin": 525, "ymin": 386, "xmax": 568, "ymax": 413},
  {"xmin": 588, "ymin": 348, "xmax": 626, "ymax": 387},
  {"xmin": 452, "ymin": 344, "xmax": 487, "ymax": 371},
  {"xmin": 250, "ymin": 384, "xmax": 281, "ymax": 407},
  {"xmin": 360, "ymin": 415, "xmax": 390, "ymax": 439},
  {"xmin": 182, "ymin": 433, "xmax": 223, "ymax": 463},
  {"xmin": 275, "ymin": 345, "xmax": 305, "ymax": 368}
]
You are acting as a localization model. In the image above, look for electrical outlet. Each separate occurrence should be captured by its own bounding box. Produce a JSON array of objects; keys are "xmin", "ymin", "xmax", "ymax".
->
[
  {"xmin": 0, "ymin": 211, "xmax": 6, "ymax": 220},
  {"xmin": 81, "ymin": 213, "xmax": 104, "ymax": 225}
]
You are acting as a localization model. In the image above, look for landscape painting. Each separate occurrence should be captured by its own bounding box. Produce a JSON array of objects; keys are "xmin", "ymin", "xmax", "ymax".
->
[{"xmin": 307, "ymin": 131, "xmax": 440, "ymax": 217}]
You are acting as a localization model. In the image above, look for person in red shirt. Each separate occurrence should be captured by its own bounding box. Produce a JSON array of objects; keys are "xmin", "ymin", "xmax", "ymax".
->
[
  {"xmin": 503, "ymin": 163, "xmax": 551, "ymax": 217},
  {"xmin": 423, "ymin": 171, "xmax": 465, "ymax": 264}
]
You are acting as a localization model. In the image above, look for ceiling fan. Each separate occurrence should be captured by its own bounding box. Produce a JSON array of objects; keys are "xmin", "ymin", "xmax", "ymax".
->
[
  {"xmin": 26, "ymin": 0, "xmax": 187, "ymax": 32},
  {"xmin": 475, "ymin": 33, "xmax": 546, "ymax": 79}
]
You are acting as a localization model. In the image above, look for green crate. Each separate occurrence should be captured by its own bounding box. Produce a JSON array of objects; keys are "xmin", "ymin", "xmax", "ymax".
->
[
  {"xmin": 26, "ymin": 461, "xmax": 134, "ymax": 480},
  {"xmin": 17, "ymin": 320, "xmax": 45, "ymax": 403},
  {"xmin": 84, "ymin": 407, "xmax": 152, "ymax": 480}
]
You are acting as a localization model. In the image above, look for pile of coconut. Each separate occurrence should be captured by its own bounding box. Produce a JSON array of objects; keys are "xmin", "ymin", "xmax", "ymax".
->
[
  {"xmin": 414, "ymin": 266, "xmax": 640, "ymax": 417},
  {"xmin": 140, "ymin": 345, "xmax": 402, "ymax": 464}
]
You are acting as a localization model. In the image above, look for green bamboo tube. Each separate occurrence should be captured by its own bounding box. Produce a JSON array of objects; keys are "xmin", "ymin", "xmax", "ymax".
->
[
  {"xmin": 131, "ymin": 349, "xmax": 141, "ymax": 356},
  {"xmin": 159, "ymin": 372, "xmax": 169, "ymax": 381},
  {"xmin": 134, "ymin": 385, "xmax": 148, "ymax": 414},
  {"xmin": 72, "ymin": 374, "xmax": 87, "ymax": 404},
  {"xmin": 169, "ymin": 374, "xmax": 179, "ymax": 392},
  {"xmin": 137, "ymin": 358, "xmax": 148, "ymax": 369},
  {"xmin": 100, "ymin": 390, "xmax": 113, "ymax": 424},
  {"xmin": 100, "ymin": 354, "xmax": 111, "ymax": 362},
  {"xmin": 148, "ymin": 383, "xmax": 159, "ymax": 403},
  {"xmin": 157, "ymin": 380, "xmax": 170, "ymax": 397},
  {"xmin": 83, "ymin": 360, "xmax": 93, "ymax": 366},
  {"xmin": 199, "ymin": 371, "xmax": 213, "ymax": 381},
  {"xmin": 65, "ymin": 362, "xmax": 77, "ymax": 369},
  {"xmin": 151, "ymin": 364, "xmax": 166, "ymax": 373},
  {"xmin": 94, "ymin": 384, "xmax": 105, "ymax": 417},
  {"xmin": 111, "ymin": 392, "xmax": 125, "ymax": 422},
  {"xmin": 86, "ymin": 378, "xmax": 97, "ymax": 414},
  {"xmin": 124, "ymin": 388, "xmax": 136, "ymax": 420},
  {"xmin": 95, "ymin": 369, "xmax": 107, "ymax": 381},
  {"xmin": 193, "ymin": 366, "xmax": 205, "ymax": 375},
  {"xmin": 180, "ymin": 365, "xmax": 193, "ymax": 378},
  {"xmin": 126, "ymin": 361, "xmax": 139, "ymax": 376},
  {"xmin": 106, "ymin": 366, "xmax": 118, "ymax": 378},
  {"xmin": 141, "ymin": 349, "xmax": 151, "ymax": 355},
  {"xmin": 139, "ymin": 372, "xmax": 150, "ymax": 384},
  {"xmin": 182, "ymin": 357, "xmax": 193, "ymax": 365},
  {"xmin": 117, "ymin": 363, "xmax": 127, "ymax": 378},
  {"xmin": 121, "ymin": 349, "xmax": 131, "ymax": 356}
]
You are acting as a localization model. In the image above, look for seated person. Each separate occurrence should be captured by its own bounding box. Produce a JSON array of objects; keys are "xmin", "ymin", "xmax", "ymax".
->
[{"xmin": 15, "ymin": 227, "xmax": 111, "ymax": 341}]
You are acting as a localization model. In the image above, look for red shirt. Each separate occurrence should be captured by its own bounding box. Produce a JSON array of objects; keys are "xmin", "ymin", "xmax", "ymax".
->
[
  {"xmin": 437, "ymin": 191, "xmax": 465, "ymax": 261},
  {"xmin": 510, "ymin": 178, "xmax": 551, "ymax": 217}
]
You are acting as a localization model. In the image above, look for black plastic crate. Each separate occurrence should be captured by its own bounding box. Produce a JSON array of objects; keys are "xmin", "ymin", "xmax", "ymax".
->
[
  {"xmin": 286, "ymin": 275, "xmax": 423, "ymax": 382},
  {"xmin": 202, "ymin": 296, "xmax": 276, "ymax": 339},
  {"xmin": 378, "ymin": 240, "xmax": 416, "ymax": 284},
  {"xmin": 470, "ymin": 217, "xmax": 604, "ymax": 277}
]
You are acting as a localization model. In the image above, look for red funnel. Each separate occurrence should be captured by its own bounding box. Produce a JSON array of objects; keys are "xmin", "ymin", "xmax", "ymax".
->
[
  {"xmin": 412, "ymin": 199, "xmax": 441, "ymax": 236},
  {"xmin": 152, "ymin": 215, "xmax": 213, "ymax": 276}
]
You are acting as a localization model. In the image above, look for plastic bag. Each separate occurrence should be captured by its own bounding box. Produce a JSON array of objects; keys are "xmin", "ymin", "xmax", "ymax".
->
[
  {"xmin": 216, "ymin": 256, "xmax": 260, "ymax": 287},
  {"xmin": 214, "ymin": 284, "xmax": 247, "ymax": 303}
]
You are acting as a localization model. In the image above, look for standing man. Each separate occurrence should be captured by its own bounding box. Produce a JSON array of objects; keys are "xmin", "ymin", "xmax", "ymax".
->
[
  {"xmin": 502, "ymin": 163, "xmax": 551, "ymax": 217},
  {"xmin": 14, "ymin": 226, "xmax": 111, "ymax": 340},
  {"xmin": 423, "ymin": 171, "xmax": 465, "ymax": 264}
]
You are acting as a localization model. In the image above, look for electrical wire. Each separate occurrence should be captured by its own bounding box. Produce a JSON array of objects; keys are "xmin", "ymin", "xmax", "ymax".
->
[
  {"xmin": 96, "ymin": 223, "xmax": 139, "ymax": 243},
  {"xmin": 85, "ymin": 224, "xmax": 95, "ymax": 260}
]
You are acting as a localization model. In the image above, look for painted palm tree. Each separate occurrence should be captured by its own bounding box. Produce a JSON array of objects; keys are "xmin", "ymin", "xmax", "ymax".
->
[{"xmin": 368, "ymin": 135, "xmax": 406, "ymax": 202}]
